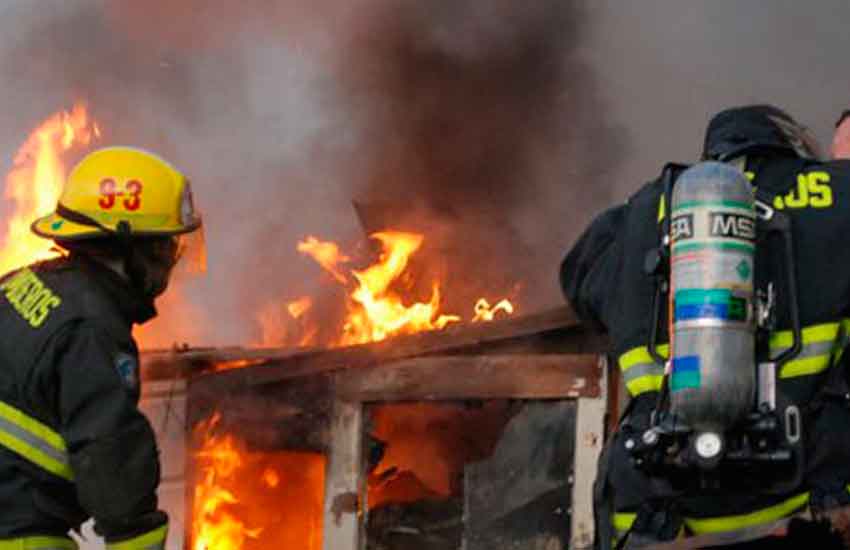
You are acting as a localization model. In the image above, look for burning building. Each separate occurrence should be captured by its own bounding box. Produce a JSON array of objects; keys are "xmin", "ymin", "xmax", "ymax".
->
[
  {"xmin": 135, "ymin": 198, "xmax": 608, "ymax": 550},
  {"xmin": 141, "ymin": 304, "xmax": 607, "ymax": 550}
]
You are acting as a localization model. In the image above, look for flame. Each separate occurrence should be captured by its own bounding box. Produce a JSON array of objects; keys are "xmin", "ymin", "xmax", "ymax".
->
[
  {"xmin": 368, "ymin": 402, "xmax": 515, "ymax": 509},
  {"xmin": 297, "ymin": 236, "xmax": 349, "ymax": 284},
  {"xmin": 192, "ymin": 413, "xmax": 262, "ymax": 550},
  {"xmin": 262, "ymin": 468, "xmax": 280, "ymax": 488},
  {"xmin": 254, "ymin": 297, "xmax": 317, "ymax": 349},
  {"xmin": 282, "ymin": 231, "xmax": 513, "ymax": 348},
  {"xmin": 192, "ymin": 412, "xmax": 325, "ymax": 550},
  {"xmin": 214, "ymin": 359, "xmax": 266, "ymax": 373},
  {"xmin": 287, "ymin": 297, "xmax": 312, "ymax": 319},
  {"xmin": 472, "ymin": 298, "xmax": 514, "ymax": 322},
  {"xmin": 0, "ymin": 104, "xmax": 98, "ymax": 275},
  {"xmin": 342, "ymin": 232, "xmax": 462, "ymax": 345}
]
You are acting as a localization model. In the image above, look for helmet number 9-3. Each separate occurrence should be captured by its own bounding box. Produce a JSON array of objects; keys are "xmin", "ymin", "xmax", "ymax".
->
[{"xmin": 99, "ymin": 178, "xmax": 143, "ymax": 211}]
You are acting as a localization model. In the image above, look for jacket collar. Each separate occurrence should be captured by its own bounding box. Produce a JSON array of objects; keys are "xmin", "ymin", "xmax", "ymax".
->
[{"xmin": 74, "ymin": 255, "xmax": 157, "ymax": 325}]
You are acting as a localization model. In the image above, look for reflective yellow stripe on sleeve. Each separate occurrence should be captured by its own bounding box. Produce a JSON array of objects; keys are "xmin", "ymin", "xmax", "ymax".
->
[
  {"xmin": 0, "ymin": 401, "xmax": 73, "ymax": 481},
  {"xmin": 770, "ymin": 321, "xmax": 848, "ymax": 378},
  {"xmin": 0, "ymin": 535, "xmax": 77, "ymax": 549},
  {"xmin": 618, "ymin": 319, "xmax": 850, "ymax": 396},
  {"xmin": 106, "ymin": 525, "xmax": 168, "ymax": 550},
  {"xmin": 618, "ymin": 344, "xmax": 668, "ymax": 396}
]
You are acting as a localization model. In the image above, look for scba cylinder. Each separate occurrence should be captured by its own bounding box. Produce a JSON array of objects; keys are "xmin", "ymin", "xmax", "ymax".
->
[{"xmin": 668, "ymin": 162, "xmax": 756, "ymax": 432}]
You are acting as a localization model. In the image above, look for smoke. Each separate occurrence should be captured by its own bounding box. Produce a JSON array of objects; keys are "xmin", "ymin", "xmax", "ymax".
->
[
  {"xmin": 337, "ymin": 0, "xmax": 624, "ymax": 312},
  {"xmin": 0, "ymin": 0, "xmax": 621, "ymax": 346}
]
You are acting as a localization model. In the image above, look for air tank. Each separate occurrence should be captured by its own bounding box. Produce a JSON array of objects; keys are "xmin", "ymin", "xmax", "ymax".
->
[{"xmin": 668, "ymin": 161, "xmax": 756, "ymax": 432}]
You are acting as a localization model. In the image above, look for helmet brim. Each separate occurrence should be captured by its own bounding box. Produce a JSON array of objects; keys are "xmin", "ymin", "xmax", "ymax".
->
[
  {"xmin": 31, "ymin": 212, "xmax": 108, "ymax": 240},
  {"xmin": 31, "ymin": 211, "xmax": 203, "ymax": 241}
]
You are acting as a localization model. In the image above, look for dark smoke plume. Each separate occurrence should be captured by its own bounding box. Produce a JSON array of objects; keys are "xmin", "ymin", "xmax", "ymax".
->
[
  {"xmin": 339, "ymin": 0, "xmax": 625, "ymax": 311},
  {"xmin": 0, "ymin": 0, "xmax": 622, "ymax": 345}
]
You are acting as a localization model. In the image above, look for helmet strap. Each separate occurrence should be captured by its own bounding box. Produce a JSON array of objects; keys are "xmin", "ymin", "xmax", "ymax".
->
[{"xmin": 53, "ymin": 205, "xmax": 174, "ymax": 299}]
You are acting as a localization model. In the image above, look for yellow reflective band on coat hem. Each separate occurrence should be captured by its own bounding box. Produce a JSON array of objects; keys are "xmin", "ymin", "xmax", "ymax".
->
[
  {"xmin": 106, "ymin": 525, "xmax": 168, "ymax": 550},
  {"xmin": 683, "ymin": 493, "xmax": 809, "ymax": 534},
  {"xmin": 610, "ymin": 490, "xmax": 850, "ymax": 543},
  {"xmin": 0, "ymin": 401, "xmax": 73, "ymax": 481},
  {"xmin": 0, "ymin": 535, "xmax": 77, "ymax": 549},
  {"xmin": 613, "ymin": 512, "xmax": 636, "ymax": 533}
]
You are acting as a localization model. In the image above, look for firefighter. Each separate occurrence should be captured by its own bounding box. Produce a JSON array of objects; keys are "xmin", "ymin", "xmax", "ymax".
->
[
  {"xmin": 561, "ymin": 105, "xmax": 850, "ymax": 548},
  {"xmin": 832, "ymin": 109, "xmax": 850, "ymax": 159},
  {"xmin": 0, "ymin": 147, "xmax": 203, "ymax": 549}
]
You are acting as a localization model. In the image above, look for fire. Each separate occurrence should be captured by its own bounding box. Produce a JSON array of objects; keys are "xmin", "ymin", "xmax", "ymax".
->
[
  {"xmin": 0, "ymin": 104, "xmax": 98, "ymax": 275},
  {"xmin": 254, "ymin": 297, "xmax": 317, "ymax": 348},
  {"xmin": 192, "ymin": 413, "xmax": 262, "ymax": 550},
  {"xmin": 472, "ymin": 298, "xmax": 514, "ymax": 322},
  {"xmin": 288, "ymin": 231, "xmax": 514, "ymax": 348},
  {"xmin": 297, "ymin": 236, "xmax": 349, "ymax": 284},
  {"xmin": 192, "ymin": 412, "xmax": 325, "ymax": 550},
  {"xmin": 341, "ymin": 231, "xmax": 462, "ymax": 345},
  {"xmin": 214, "ymin": 359, "xmax": 266, "ymax": 373},
  {"xmin": 287, "ymin": 297, "xmax": 312, "ymax": 319},
  {"xmin": 368, "ymin": 402, "xmax": 515, "ymax": 509},
  {"xmin": 262, "ymin": 468, "xmax": 280, "ymax": 488}
]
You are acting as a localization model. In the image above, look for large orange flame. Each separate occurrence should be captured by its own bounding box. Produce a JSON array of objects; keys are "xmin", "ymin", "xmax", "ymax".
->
[
  {"xmin": 192, "ymin": 413, "xmax": 262, "ymax": 550},
  {"xmin": 192, "ymin": 412, "xmax": 325, "ymax": 550},
  {"xmin": 342, "ymin": 231, "xmax": 462, "ymax": 345},
  {"xmin": 0, "ymin": 104, "xmax": 98, "ymax": 275},
  {"xmin": 291, "ymin": 231, "xmax": 513, "ymax": 348}
]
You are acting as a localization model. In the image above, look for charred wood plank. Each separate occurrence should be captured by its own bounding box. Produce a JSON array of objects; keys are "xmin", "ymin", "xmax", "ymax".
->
[
  {"xmin": 174, "ymin": 306, "xmax": 604, "ymax": 394},
  {"xmin": 186, "ymin": 373, "xmax": 332, "ymax": 452},
  {"xmin": 144, "ymin": 306, "xmax": 585, "ymax": 375},
  {"xmin": 333, "ymin": 354, "xmax": 600, "ymax": 402}
]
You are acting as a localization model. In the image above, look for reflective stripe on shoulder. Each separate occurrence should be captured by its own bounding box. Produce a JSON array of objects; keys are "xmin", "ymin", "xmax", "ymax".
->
[
  {"xmin": 106, "ymin": 524, "xmax": 168, "ymax": 550},
  {"xmin": 0, "ymin": 401, "xmax": 73, "ymax": 481},
  {"xmin": 619, "ymin": 344, "xmax": 668, "ymax": 396},
  {"xmin": 683, "ymin": 492, "xmax": 809, "ymax": 534},
  {"xmin": 0, "ymin": 535, "xmax": 77, "ymax": 549}
]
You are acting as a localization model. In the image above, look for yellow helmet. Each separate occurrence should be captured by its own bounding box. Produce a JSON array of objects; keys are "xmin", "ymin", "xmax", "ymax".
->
[{"xmin": 32, "ymin": 146, "xmax": 202, "ymax": 240}]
